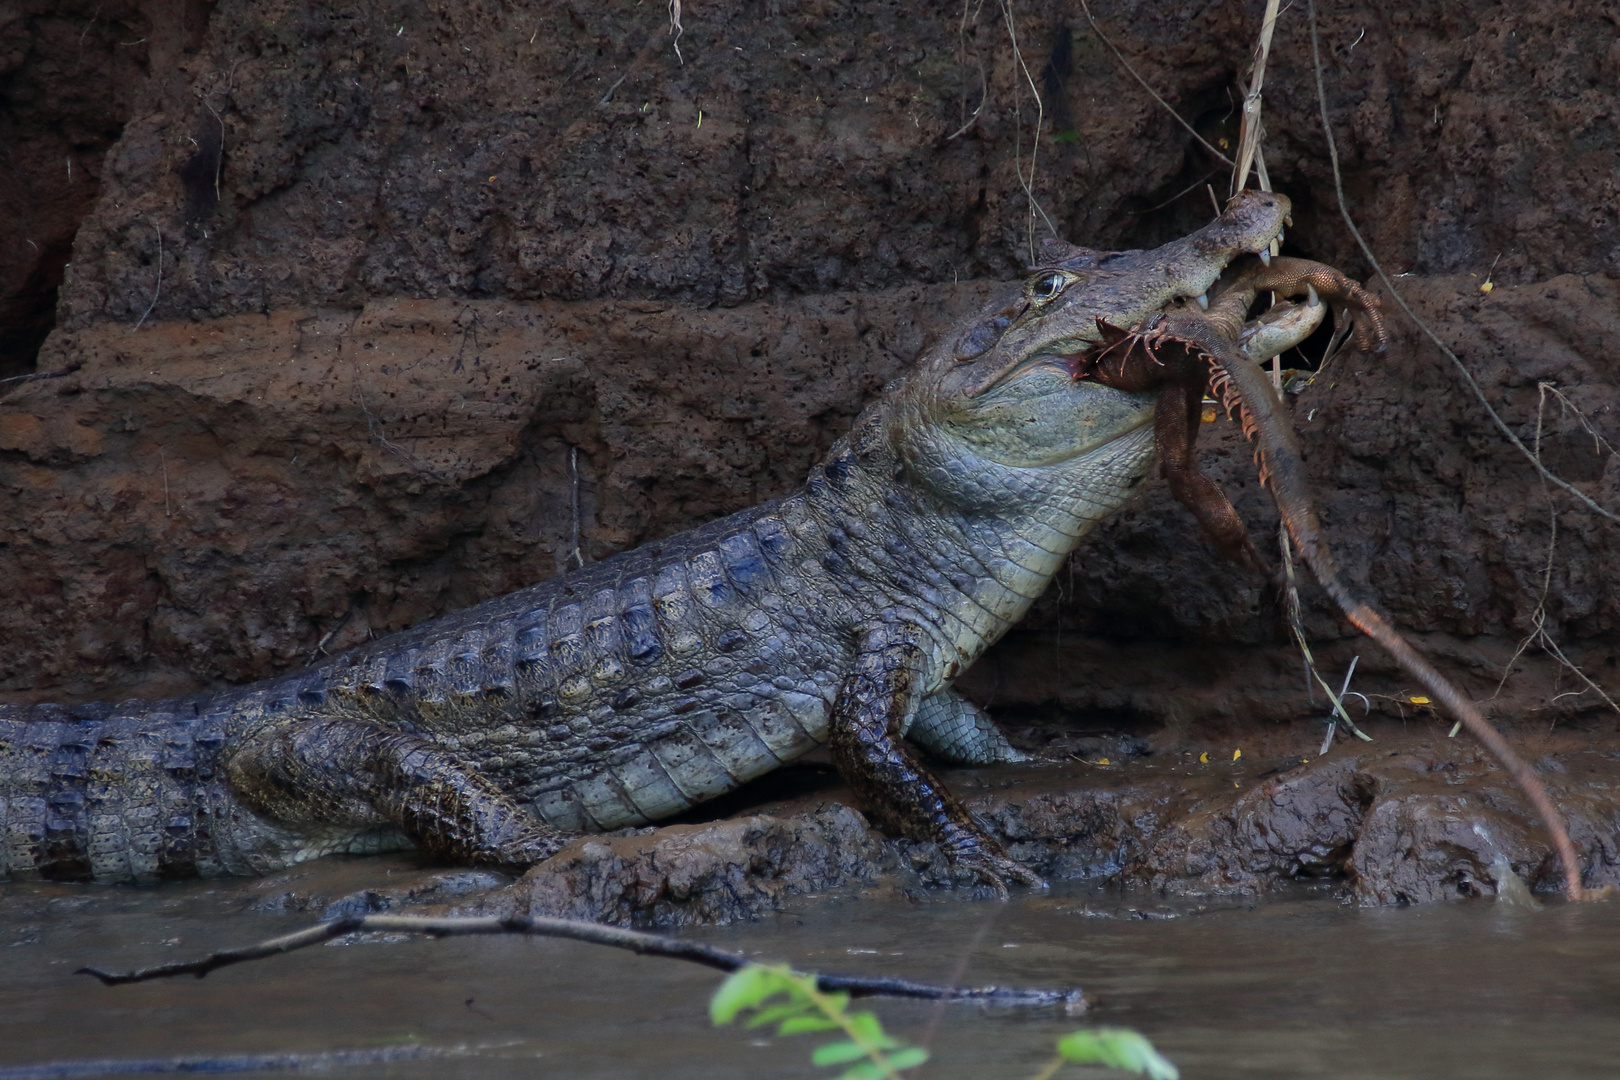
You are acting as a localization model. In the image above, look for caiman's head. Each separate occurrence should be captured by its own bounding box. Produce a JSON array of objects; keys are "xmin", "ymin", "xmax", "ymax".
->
[{"xmin": 883, "ymin": 191, "xmax": 1289, "ymax": 513}]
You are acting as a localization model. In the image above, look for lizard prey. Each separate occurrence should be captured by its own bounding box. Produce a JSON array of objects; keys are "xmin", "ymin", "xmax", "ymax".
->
[{"xmin": 3, "ymin": 191, "xmax": 1349, "ymax": 894}]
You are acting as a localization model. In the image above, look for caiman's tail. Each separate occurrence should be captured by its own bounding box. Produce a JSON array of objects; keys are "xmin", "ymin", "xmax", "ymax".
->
[{"xmin": 0, "ymin": 695, "xmax": 251, "ymax": 883}]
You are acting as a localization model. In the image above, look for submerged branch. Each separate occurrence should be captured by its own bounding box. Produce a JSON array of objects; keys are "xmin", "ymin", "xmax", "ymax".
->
[
  {"xmin": 78, "ymin": 913, "xmax": 1085, "ymax": 1008},
  {"xmin": 0, "ymin": 1045, "xmax": 455, "ymax": 1079}
]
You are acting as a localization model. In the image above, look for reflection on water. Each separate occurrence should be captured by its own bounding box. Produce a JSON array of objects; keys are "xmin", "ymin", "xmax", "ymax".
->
[{"xmin": 3, "ymin": 860, "xmax": 1618, "ymax": 1079}]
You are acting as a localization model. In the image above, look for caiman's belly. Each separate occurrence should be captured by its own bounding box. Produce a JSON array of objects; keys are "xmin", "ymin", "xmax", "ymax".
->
[
  {"xmin": 458, "ymin": 660, "xmax": 839, "ymax": 833},
  {"xmin": 525, "ymin": 685, "xmax": 832, "ymax": 830}
]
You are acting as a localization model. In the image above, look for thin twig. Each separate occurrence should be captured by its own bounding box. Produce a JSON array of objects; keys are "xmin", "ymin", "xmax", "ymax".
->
[
  {"xmin": 1231, "ymin": 0, "xmax": 1282, "ymax": 194},
  {"xmin": 944, "ymin": 55, "xmax": 989, "ymax": 140},
  {"xmin": 1489, "ymin": 387, "xmax": 1565, "ymax": 717},
  {"xmin": 568, "ymin": 444, "xmax": 586, "ymax": 569},
  {"xmin": 597, "ymin": 70, "xmax": 630, "ymax": 106},
  {"xmin": 1303, "ymin": 0, "xmax": 1618, "ymax": 528},
  {"xmin": 353, "ymin": 366, "xmax": 452, "ymax": 483},
  {"xmin": 0, "ymin": 363, "xmax": 81, "ymax": 391},
  {"xmin": 1076, "ymin": 0, "xmax": 1234, "ymax": 167},
  {"xmin": 77, "ymin": 913, "xmax": 1084, "ymax": 1007},
  {"xmin": 306, "ymin": 606, "xmax": 356, "ymax": 665},
  {"xmin": 1539, "ymin": 382, "xmax": 1617, "ymax": 459},
  {"xmin": 1305, "ymin": 0, "xmax": 1594, "ymax": 901},
  {"xmin": 1280, "ymin": 524, "xmax": 1371, "ymax": 744},
  {"xmin": 1237, "ymin": 0, "xmax": 1331, "ymax": 725},
  {"xmin": 159, "ymin": 449, "xmax": 172, "ymax": 518},
  {"xmin": 1487, "ymin": 384, "xmax": 1620, "ymax": 723},
  {"xmin": 134, "ymin": 221, "xmax": 162, "ymax": 329},
  {"xmin": 1319, "ymin": 654, "xmax": 1363, "ymax": 756},
  {"xmin": 917, "ymin": 901, "xmax": 1004, "ymax": 1052},
  {"xmin": 999, "ymin": 0, "xmax": 1057, "ymax": 257},
  {"xmin": 1141, "ymin": 168, "xmax": 1224, "ymax": 213},
  {"xmin": 667, "ymin": 0, "xmax": 683, "ymax": 63}
]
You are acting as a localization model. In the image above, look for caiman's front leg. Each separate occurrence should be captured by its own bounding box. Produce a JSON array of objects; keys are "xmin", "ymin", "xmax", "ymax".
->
[
  {"xmin": 828, "ymin": 619, "xmax": 1043, "ymax": 896},
  {"xmin": 227, "ymin": 718, "xmax": 570, "ymax": 869}
]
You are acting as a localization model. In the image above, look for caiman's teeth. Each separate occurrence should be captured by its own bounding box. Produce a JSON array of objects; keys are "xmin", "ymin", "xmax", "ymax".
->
[
  {"xmin": 1195, "ymin": 292, "xmax": 1210, "ymax": 310},
  {"xmin": 1259, "ymin": 248, "xmax": 1272, "ymax": 266},
  {"xmin": 1284, "ymin": 214, "xmax": 1294, "ymax": 227},
  {"xmin": 1276, "ymin": 227, "xmax": 1285, "ymax": 246},
  {"xmin": 1307, "ymin": 284, "xmax": 1320, "ymax": 306}
]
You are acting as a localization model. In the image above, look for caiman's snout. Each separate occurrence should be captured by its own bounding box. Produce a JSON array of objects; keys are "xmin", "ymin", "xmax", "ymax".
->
[
  {"xmin": 949, "ymin": 190, "xmax": 1293, "ymax": 399},
  {"xmin": 1182, "ymin": 190, "xmax": 1293, "ymax": 303}
]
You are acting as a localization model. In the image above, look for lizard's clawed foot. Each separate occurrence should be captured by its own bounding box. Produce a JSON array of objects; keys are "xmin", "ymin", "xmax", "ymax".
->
[{"xmin": 1223, "ymin": 255, "xmax": 1389, "ymax": 356}]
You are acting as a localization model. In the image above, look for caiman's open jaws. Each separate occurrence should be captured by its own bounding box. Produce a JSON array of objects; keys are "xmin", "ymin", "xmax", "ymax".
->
[{"xmin": 939, "ymin": 190, "xmax": 1291, "ymax": 396}]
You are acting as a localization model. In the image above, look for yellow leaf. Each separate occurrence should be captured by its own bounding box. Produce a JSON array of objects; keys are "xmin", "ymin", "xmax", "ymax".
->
[
  {"xmin": 1198, "ymin": 752, "xmax": 1209, "ymax": 764},
  {"xmin": 1096, "ymin": 758, "xmax": 1110, "ymax": 766},
  {"xmin": 1232, "ymin": 749, "xmax": 1242, "ymax": 761},
  {"xmin": 1480, "ymin": 281, "xmax": 1494, "ymax": 294},
  {"xmin": 1200, "ymin": 406, "xmax": 1217, "ymax": 423},
  {"xmin": 1409, "ymin": 696, "xmax": 1431, "ymax": 705}
]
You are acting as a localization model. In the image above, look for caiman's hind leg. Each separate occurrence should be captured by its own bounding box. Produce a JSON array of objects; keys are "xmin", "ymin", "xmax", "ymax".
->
[
  {"xmin": 226, "ymin": 718, "xmax": 571, "ymax": 869},
  {"xmin": 828, "ymin": 619, "xmax": 1042, "ymax": 896}
]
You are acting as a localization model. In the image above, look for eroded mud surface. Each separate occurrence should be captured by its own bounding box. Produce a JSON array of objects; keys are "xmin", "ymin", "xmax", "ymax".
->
[{"xmin": 492, "ymin": 725, "xmax": 1620, "ymax": 925}]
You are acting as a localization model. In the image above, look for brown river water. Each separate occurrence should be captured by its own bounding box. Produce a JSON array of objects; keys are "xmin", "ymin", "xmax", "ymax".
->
[{"xmin": 2, "ymin": 859, "xmax": 1616, "ymax": 1079}]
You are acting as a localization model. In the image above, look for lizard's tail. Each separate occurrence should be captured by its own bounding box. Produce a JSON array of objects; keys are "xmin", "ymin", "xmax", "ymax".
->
[{"xmin": 1210, "ymin": 337, "xmax": 1590, "ymax": 903}]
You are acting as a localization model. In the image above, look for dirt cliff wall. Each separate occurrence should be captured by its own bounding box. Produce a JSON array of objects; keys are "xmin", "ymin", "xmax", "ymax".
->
[{"xmin": 2, "ymin": 0, "xmax": 1616, "ymax": 733}]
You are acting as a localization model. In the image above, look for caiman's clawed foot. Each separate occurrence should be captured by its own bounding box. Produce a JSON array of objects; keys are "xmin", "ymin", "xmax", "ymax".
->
[
  {"xmin": 831, "ymin": 624, "xmax": 1048, "ymax": 900},
  {"xmin": 951, "ymin": 846, "xmax": 1047, "ymax": 899}
]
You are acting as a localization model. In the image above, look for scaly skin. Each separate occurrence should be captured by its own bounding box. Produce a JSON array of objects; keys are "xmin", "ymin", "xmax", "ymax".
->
[
  {"xmin": 0, "ymin": 192, "xmax": 1303, "ymax": 893},
  {"xmin": 1077, "ymin": 259, "xmax": 1587, "ymax": 901},
  {"xmin": 1082, "ymin": 253, "xmax": 1382, "ymax": 572}
]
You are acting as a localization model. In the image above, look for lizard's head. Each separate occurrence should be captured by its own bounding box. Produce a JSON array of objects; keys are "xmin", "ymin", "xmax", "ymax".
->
[{"xmin": 883, "ymin": 190, "xmax": 1289, "ymax": 509}]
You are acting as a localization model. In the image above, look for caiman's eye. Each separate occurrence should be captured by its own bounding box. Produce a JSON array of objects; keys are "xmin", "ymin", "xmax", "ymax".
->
[{"xmin": 1027, "ymin": 271, "xmax": 1074, "ymax": 304}]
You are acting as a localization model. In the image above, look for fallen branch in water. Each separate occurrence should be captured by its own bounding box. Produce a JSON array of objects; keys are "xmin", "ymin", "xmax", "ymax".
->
[
  {"xmin": 78, "ymin": 913, "xmax": 1084, "ymax": 1008},
  {"xmin": 0, "ymin": 1045, "xmax": 458, "ymax": 1080}
]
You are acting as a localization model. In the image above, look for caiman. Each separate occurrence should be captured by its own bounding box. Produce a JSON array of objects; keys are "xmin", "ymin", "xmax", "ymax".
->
[{"xmin": 0, "ymin": 191, "xmax": 1363, "ymax": 893}]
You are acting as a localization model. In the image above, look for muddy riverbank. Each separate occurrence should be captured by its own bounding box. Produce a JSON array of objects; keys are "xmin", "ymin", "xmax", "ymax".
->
[
  {"xmin": 103, "ymin": 723, "xmax": 1602, "ymax": 928},
  {"xmin": 3, "ymin": 1, "xmax": 1618, "ymax": 911}
]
